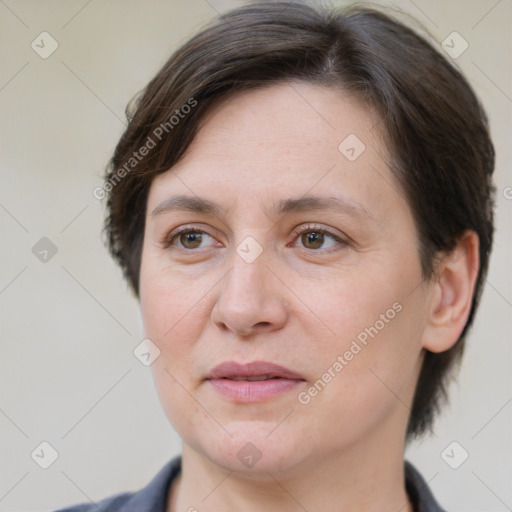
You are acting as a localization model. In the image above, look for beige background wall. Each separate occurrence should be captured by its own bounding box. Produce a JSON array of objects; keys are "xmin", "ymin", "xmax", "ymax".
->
[{"xmin": 1, "ymin": 1, "xmax": 510, "ymax": 510}]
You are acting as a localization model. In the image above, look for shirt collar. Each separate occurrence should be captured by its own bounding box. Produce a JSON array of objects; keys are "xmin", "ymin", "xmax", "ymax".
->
[{"xmin": 124, "ymin": 456, "xmax": 445, "ymax": 512}]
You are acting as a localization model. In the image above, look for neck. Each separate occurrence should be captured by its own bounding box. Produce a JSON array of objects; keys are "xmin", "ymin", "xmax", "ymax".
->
[{"xmin": 168, "ymin": 412, "xmax": 414, "ymax": 512}]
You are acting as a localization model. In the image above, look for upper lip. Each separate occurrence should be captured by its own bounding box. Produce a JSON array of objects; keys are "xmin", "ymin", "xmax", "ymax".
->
[{"xmin": 207, "ymin": 361, "xmax": 304, "ymax": 380}]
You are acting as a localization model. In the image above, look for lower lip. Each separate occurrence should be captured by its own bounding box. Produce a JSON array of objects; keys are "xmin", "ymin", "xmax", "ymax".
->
[{"xmin": 207, "ymin": 378, "xmax": 304, "ymax": 402}]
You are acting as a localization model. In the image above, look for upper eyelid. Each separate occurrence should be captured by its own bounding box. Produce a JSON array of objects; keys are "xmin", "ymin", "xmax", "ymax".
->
[
  {"xmin": 163, "ymin": 224, "xmax": 216, "ymax": 247},
  {"xmin": 165, "ymin": 223, "xmax": 344, "ymax": 248},
  {"xmin": 291, "ymin": 223, "xmax": 343, "ymax": 238},
  {"xmin": 167, "ymin": 222, "xmax": 341, "ymax": 237}
]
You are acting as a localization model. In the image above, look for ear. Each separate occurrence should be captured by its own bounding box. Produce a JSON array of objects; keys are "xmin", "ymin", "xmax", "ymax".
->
[{"xmin": 422, "ymin": 231, "xmax": 480, "ymax": 353}]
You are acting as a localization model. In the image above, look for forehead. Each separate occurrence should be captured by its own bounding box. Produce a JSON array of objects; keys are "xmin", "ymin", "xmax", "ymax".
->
[
  {"xmin": 147, "ymin": 82, "xmax": 404, "ymax": 220},
  {"xmin": 192, "ymin": 81, "xmax": 381, "ymax": 158}
]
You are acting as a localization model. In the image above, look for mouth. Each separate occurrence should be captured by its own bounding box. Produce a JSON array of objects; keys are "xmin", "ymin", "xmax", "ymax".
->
[
  {"xmin": 226, "ymin": 375, "xmax": 285, "ymax": 381},
  {"xmin": 206, "ymin": 361, "xmax": 305, "ymax": 402}
]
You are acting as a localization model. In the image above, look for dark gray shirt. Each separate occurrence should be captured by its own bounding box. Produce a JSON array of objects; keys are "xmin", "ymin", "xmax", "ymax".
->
[{"xmin": 54, "ymin": 457, "xmax": 446, "ymax": 512}]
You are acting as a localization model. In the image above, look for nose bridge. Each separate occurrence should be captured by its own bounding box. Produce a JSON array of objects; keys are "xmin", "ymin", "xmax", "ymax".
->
[
  {"xmin": 211, "ymin": 242, "xmax": 288, "ymax": 335},
  {"xmin": 223, "ymin": 246, "xmax": 269, "ymax": 308},
  {"xmin": 225, "ymin": 227, "xmax": 270, "ymax": 293}
]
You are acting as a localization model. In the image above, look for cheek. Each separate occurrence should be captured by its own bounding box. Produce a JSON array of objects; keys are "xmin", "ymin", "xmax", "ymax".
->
[
  {"xmin": 138, "ymin": 260, "xmax": 220, "ymax": 417},
  {"xmin": 295, "ymin": 281, "xmax": 426, "ymax": 439},
  {"xmin": 139, "ymin": 262, "xmax": 212, "ymax": 343},
  {"xmin": 291, "ymin": 260, "xmax": 426, "ymax": 411},
  {"xmin": 140, "ymin": 266, "xmax": 215, "ymax": 443},
  {"xmin": 291, "ymin": 259, "xmax": 416, "ymax": 352}
]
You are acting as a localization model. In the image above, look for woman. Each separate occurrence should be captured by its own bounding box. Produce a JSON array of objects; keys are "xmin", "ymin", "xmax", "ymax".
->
[{"xmin": 57, "ymin": 2, "xmax": 495, "ymax": 511}]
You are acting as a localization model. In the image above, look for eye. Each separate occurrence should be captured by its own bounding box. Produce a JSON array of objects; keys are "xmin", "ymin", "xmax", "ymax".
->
[
  {"xmin": 163, "ymin": 224, "xmax": 346, "ymax": 253},
  {"xmin": 164, "ymin": 227, "xmax": 218, "ymax": 250},
  {"xmin": 292, "ymin": 224, "xmax": 346, "ymax": 252}
]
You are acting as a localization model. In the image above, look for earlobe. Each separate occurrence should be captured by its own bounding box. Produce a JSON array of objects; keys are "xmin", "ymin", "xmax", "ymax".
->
[{"xmin": 422, "ymin": 231, "xmax": 480, "ymax": 353}]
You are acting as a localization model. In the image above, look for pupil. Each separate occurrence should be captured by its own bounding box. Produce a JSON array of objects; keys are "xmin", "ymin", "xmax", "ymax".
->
[
  {"xmin": 303, "ymin": 232, "xmax": 323, "ymax": 249},
  {"xmin": 181, "ymin": 232, "xmax": 202, "ymax": 248}
]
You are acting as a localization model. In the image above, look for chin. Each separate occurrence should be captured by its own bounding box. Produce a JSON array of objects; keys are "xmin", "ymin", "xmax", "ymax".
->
[{"xmin": 194, "ymin": 421, "xmax": 313, "ymax": 477}]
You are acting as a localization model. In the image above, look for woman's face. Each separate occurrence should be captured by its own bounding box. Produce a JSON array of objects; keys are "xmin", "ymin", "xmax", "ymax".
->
[{"xmin": 140, "ymin": 83, "xmax": 432, "ymax": 474}]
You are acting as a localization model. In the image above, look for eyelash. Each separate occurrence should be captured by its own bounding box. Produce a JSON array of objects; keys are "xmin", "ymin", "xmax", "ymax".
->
[
  {"xmin": 162, "ymin": 225, "xmax": 211, "ymax": 249},
  {"xmin": 291, "ymin": 223, "xmax": 346, "ymax": 253},
  {"xmin": 163, "ymin": 223, "xmax": 346, "ymax": 253}
]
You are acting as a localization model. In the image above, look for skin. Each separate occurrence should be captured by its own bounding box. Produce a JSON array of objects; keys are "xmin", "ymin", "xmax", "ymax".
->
[{"xmin": 139, "ymin": 82, "xmax": 479, "ymax": 512}]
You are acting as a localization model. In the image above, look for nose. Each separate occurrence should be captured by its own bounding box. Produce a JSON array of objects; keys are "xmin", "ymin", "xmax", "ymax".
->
[{"xmin": 211, "ymin": 251, "xmax": 289, "ymax": 338}]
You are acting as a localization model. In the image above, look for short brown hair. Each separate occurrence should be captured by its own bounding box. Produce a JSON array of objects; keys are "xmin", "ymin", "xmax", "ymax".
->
[{"xmin": 103, "ymin": 2, "xmax": 495, "ymax": 438}]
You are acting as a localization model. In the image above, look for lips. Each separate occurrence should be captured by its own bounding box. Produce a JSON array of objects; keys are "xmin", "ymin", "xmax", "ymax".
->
[
  {"xmin": 207, "ymin": 361, "xmax": 304, "ymax": 381},
  {"xmin": 206, "ymin": 361, "xmax": 305, "ymax": 402}
]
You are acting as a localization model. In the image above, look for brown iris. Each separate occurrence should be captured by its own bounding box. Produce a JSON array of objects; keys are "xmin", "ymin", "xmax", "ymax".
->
[
  {"xmin": 301, "ymin": 231, "xmax": 324, "ymax": 249},
  {"xmin": 180, "ymin": 232, "xmax": 203, "ymax": 249}
]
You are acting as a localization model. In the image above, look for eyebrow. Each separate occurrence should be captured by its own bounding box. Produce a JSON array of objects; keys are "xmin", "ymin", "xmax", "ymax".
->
[{"xmin": 151, "ymin": 194, "xmax": 372, "ymax": 221}]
